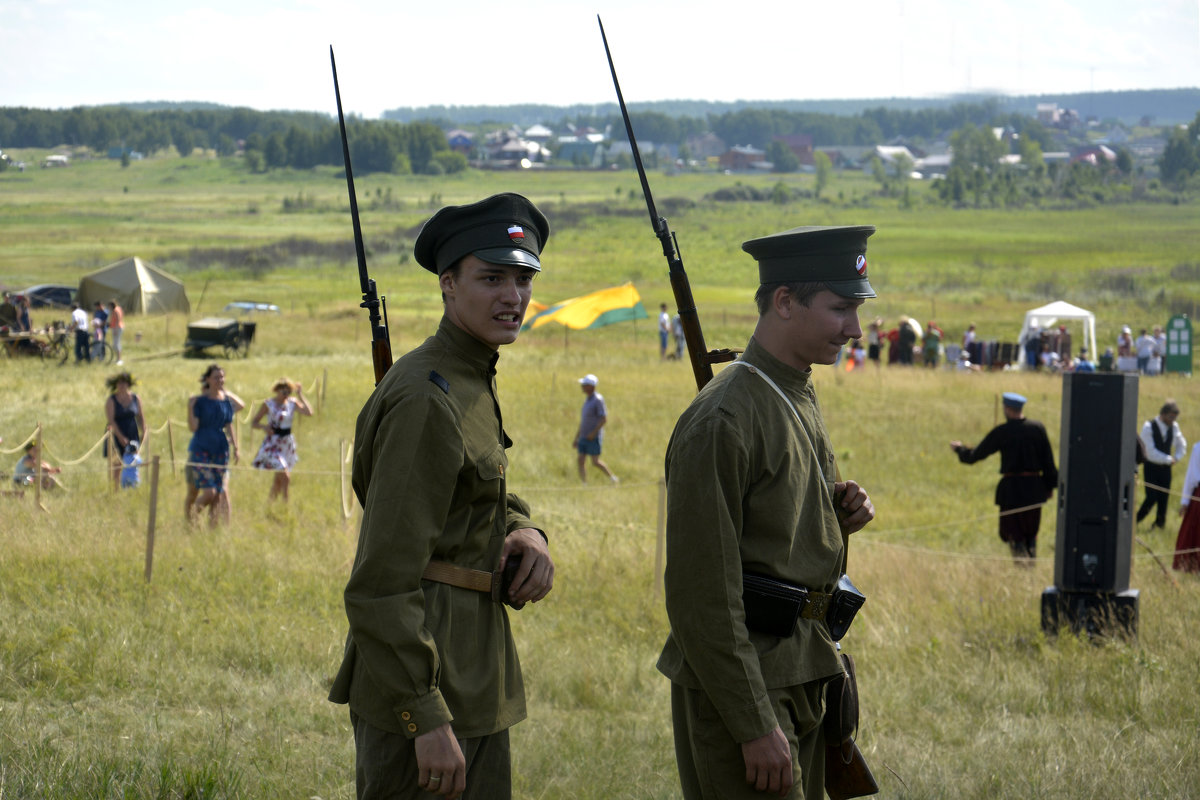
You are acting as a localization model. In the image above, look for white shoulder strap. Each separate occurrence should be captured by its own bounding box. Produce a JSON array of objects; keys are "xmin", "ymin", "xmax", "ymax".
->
[{"xmin": 728, "ymin": 360, "xmax": 802, "ymax": 424}]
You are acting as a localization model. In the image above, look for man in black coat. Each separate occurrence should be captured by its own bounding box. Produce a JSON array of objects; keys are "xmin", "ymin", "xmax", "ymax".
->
[{"xmin": 951, "ymin": 392, "xmax": 1059, "ymax": 561}]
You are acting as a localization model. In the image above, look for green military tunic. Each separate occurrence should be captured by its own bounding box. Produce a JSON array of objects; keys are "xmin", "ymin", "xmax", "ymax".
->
[
  {"xmin": 658, "ymin": 336, "xmax": 845, "ymax": 745},
  {"xmin": 329, "ymin": 317, "xmax": 538, "ymax": 740}
]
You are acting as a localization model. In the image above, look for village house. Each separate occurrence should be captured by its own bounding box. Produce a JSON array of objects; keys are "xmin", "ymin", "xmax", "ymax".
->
[{"xmin": 718, "ymin": 144, "xmax": 766, "ymax": 171}]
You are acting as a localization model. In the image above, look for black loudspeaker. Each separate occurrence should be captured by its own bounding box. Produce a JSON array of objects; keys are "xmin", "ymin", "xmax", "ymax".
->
[{"xmin": 1053, "ymin": 372, "xmax": 1139, "ymax": 592}]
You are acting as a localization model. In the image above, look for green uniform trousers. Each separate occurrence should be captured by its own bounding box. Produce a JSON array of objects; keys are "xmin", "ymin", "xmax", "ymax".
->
[
  {"xmin": 351, "ymin": 712, "xmax": 510, "ymax": 800},
  {"xmin": 670, "ymin": 680, "xmax": 826, "ymax": 800}
]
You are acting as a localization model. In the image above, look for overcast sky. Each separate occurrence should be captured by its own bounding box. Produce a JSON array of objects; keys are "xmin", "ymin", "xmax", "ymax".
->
[{"xmin": 3, "ymin": 0, "xmax": 1198, "ymax": 119}]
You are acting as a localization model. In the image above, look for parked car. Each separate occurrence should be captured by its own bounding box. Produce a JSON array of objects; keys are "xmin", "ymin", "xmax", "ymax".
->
[{"xmin": 24, "ymin": 284, "xmax": 77, "ymax": 310}]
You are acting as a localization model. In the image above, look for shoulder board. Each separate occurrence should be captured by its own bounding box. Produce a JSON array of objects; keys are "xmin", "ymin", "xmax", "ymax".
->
[{"xmin": 428, "ymin": 370, "xmax": 450, "ymax": 395}]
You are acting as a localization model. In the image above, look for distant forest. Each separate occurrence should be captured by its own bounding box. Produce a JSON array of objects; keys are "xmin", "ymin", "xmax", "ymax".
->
[
  {"xmin": 382, "ymin": 89, "xmax": 1200, "ymax": 128},
  {"xmin": 2, "ymin": 90, "xmax": 1199, "ymax": 193},
  {"xmin": 0, "ymin": 99, "xmax": 1062, "ymax": 168}
]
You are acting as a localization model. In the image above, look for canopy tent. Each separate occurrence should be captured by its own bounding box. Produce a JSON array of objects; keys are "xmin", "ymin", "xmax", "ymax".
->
[
  {"xmin": 77, "ymin": 257, "xmax": 190, "ymax": 314},
  {"xmin": 1018, "ymin": 300, "xmax": 1097, "ymax": 368}
]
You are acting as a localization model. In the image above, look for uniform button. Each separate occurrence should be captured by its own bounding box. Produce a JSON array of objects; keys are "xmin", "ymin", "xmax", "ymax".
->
[
  {"xmin": 401, "ymin": 712, "xmax": 411, "ymax": 720},
  {"xmin": 407, "ymin": 723, "xmax": 418, "ymax": 733}
]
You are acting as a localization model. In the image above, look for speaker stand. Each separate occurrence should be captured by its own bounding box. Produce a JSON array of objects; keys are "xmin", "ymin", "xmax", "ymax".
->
[{"xmin": 1040, "ymin": 586, "xmax": 1139, "ymax": 641}]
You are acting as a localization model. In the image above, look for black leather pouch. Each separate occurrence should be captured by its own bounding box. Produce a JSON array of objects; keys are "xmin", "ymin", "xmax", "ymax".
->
[
  {"xmin": 826, "ymin": 574, "xmax": 866, "ymax": 641},
  {"xmin": 742, "ymin": 572, "xmax": 807, "ymax": 637}
]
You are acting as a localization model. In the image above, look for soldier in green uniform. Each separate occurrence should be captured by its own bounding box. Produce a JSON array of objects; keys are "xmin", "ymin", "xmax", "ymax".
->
[
  {"xmin": 659, "ymin": 226, "xmax": 878, "ymax": 799},
  {"xmin": 330, "ymin": 193, "xmax": 556, "ymax": 800}
]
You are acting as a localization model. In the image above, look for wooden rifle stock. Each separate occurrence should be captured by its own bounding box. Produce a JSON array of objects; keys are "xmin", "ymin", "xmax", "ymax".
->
[
  {"xmin": 597, "ymin": 17, "xmax": 735, "ymax": 392},
  {"xmin": 330, "ymin": 46, "xmax": 393, "ymax": 386},
  {"xmin": 825, "ymin": 740, "xmax": 880, "ymax": 800}
]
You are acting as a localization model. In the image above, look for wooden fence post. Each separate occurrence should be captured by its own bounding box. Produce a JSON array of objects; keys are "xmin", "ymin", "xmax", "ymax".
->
[
  {"xmin": 34, "ymin": 424, "xmax": 45, "ymax": 512},
  {"xmin": 340, "ymin": 438, "xmax": 350, "ymax": 520},
  {"xmin": 107, "ymin": 429, "xmax": 117, "ymax": 493},
  {"xmin": 144, "ymin": 455, "xmax": 161, "ymax": 582}
]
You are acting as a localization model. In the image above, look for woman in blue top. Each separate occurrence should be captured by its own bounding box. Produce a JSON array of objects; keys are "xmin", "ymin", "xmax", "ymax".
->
[
  {"xmin": 186, "ymin": 363, "xmax": 244, "ymax": 526},
  {"xmin": 104, "ymin": 371, "xmax": 146, "ymax": 491}
]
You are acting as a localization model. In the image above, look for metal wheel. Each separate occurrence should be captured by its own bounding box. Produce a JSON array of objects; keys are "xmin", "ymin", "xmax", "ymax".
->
[
  {"xmin": 50, "ymin": 335, "xmax": 70, "ymax": 366},
  {"xmin": 90, "ymin": 340, "xmax": 115, "ymax": 364},
  {"xmin": 223, "ymin": 342, "xmax": 241, "ymax": 359}
]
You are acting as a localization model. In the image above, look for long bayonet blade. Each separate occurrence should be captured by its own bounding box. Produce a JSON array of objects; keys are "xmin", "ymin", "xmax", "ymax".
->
[
  {"xmin": 598, "ymin": 16, "xmax": 732, "ymax": 389},
  {"xmin": 331, "ymin": 46, "xmax": 392, "ymax": 384}
]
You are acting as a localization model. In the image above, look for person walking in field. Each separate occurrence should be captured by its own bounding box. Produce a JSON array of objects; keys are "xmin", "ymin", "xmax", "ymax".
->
[
  {"xmin": 659, "ymin": 225, "xmax": 878, "ymax": 800},
  {"xmin": 70, "ymin": 303, "xmax": 90, "ymax": 363},
  {"xmin": 659, "ymin": 302, "xmax": 671, "ymax": 359},
  {"xmin": 573, "ymin": 373, "xmax": 618, "ymax": 484},
  {"xmin": 103, "ymin": 371, "xmax": 145, "ymax": 491},
  {"xmin": 250, "ymin": 378, "xmax": 313, "ymax": 502},
  {"xmin": 186, "ymin": 364, "xmax": 244, "ymax": 527},
  {"xmin": 950, "ymin": 392, "xmax": 1058, "ymax": 561},
  {"xmin": 107, "ymin": 300, "xmax": 126, "ymax": 364},
  {"xmin": 1137, "ymin": 400, "xmax": 1186, "ymax": 530},
  {"xmin": 330, "ymin": 193, "xmax": 555, "ymax": 800}
]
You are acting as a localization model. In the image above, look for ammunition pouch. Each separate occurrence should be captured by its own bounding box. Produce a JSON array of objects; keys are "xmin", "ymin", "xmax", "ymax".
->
[
  {"xmin": 826, "ymin": 574, "xmax": 866, "ymax": 642},
  {"xmin": 742, "ymin": 572, "xmax": 865, "ymax": 640}
]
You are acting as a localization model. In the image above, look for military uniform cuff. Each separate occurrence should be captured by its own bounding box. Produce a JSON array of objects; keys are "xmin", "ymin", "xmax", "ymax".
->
[
  {"xmin": 392, "ymin": 690, "xmax": 453, "ymax": 740},
  {"xmin": 508, "ymin": 522, "xmax": 547, "ymax": 543},
  {"xmin": 721, "ymin": 695, "xmax": 778, "ymax": 744}
]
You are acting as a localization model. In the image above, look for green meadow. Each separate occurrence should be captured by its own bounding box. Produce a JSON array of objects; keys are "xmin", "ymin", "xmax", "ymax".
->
[{"xmin": 2, "ymin": 152, "xmax": 1199, "ymax": 798}]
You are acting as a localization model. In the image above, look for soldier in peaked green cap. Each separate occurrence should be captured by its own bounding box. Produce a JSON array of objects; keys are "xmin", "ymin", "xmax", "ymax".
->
[
  {"xmin": 414, "ymin": 192, "xmax": 550, "ymax": 275},
  {"xmin": 658, "ymin": 223, "xmax": 879, "ymax": 799},
  {"xmin": 331, "ymin": 192, "xmax": 555, "ymax": 799},
  {"xmin": 742, "ymin": 224, "xmax": 876, "ymax": 298}
]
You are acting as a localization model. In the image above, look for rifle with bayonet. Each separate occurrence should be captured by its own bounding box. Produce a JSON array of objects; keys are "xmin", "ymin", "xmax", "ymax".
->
[
  {"xmin": 330, "ymin": 45, "xmax": 393, "ymax": 386},
  {"xmin": 597, "ymin": 16, "xmax": 737, "ymax": 393}
]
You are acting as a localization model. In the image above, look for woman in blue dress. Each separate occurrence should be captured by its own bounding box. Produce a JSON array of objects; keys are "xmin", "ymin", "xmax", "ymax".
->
[{"xmin": 186, "ymin": 363, "xmax": 244, "ymax": 526}]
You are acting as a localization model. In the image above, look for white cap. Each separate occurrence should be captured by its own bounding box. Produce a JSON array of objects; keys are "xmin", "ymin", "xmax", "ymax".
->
[{"xmin": 578, "ymin": 374, "xmax": 598, "ymax": 387}]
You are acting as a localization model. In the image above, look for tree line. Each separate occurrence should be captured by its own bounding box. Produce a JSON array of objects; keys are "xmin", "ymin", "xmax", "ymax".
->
[
  {"xmin": 0, "ymin": 106, "xmax": 459, "ymax": 175},
  {"xmin": 3, "ymin": 103, "xmax": 1197, "ymax": 195},
  {"xmin": 0, "ymin": 99, "xmax": 1068, "ymax": 167}
]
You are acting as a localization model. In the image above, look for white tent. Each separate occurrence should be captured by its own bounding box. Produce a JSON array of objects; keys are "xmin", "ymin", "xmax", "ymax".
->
[
  {"xmin": 1018, "ymin": 300, "xmax": 1096, "ymax": 369},
  {"xmin": 77, "ymin": 256, "xmax": 190, "ymax": 314}
]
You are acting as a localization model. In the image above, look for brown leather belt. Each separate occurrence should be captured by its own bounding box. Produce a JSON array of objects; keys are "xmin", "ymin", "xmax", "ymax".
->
[
  {"xmin": 422, "ymin": 560, "xmax": 503, "ymax": 600},
  {"xmin": 1002, "ymin": 471, "xmax": 1042, "ymax": 478}
]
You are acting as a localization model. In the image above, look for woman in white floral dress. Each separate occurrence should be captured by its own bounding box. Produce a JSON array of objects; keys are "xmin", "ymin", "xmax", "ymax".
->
[{"xmin": 250, "ymin": 378, "xmax": 313, "ymax": 501}]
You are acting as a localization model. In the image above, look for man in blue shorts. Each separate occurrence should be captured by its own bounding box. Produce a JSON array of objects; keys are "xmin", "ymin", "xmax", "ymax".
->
[{"xmin": 574, "ymin": 373, "xmax": 618, "ymax": 484}]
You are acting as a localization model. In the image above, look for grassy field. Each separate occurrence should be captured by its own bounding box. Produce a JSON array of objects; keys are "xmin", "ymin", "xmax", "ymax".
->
[{"xmin": 2, "ymin": 152, "xmax": 1200, "ymax": 799}]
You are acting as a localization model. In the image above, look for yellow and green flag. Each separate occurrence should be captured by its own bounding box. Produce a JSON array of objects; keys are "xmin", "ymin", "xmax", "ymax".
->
[{"xmin": 523, "ymin": 282, "xmax": 648, "ymax": 331}]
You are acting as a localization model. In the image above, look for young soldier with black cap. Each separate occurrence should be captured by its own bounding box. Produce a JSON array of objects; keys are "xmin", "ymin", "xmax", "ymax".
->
[
  {"xmin": 330, "ymin": 193, "xmax": 556, "ymax": 800},
  {"xmin": 950, "ymin": 392, "xmax": 1058, "ymax": 561},
  {"xmin": 659, "ymin": 225, "xmax": 877, "ymax": 799}
]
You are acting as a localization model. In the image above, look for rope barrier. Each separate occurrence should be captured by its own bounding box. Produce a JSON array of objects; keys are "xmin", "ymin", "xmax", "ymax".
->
[
  {"xmin": 43, "ymin": 432, "xmax": 108, "ymax": 466},
  {"xmin": 8, "ymin": 412, "xmax": 1200, "ymax": 569},
  {"xmin": 0, "ymin": 429, "xmax": 38, "ymax": 455}
]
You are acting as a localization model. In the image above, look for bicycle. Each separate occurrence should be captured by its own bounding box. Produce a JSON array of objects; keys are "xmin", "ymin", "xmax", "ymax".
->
[{"xmin": 89, "ymin": 338, "xmax": 115, "ymax": 365}]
